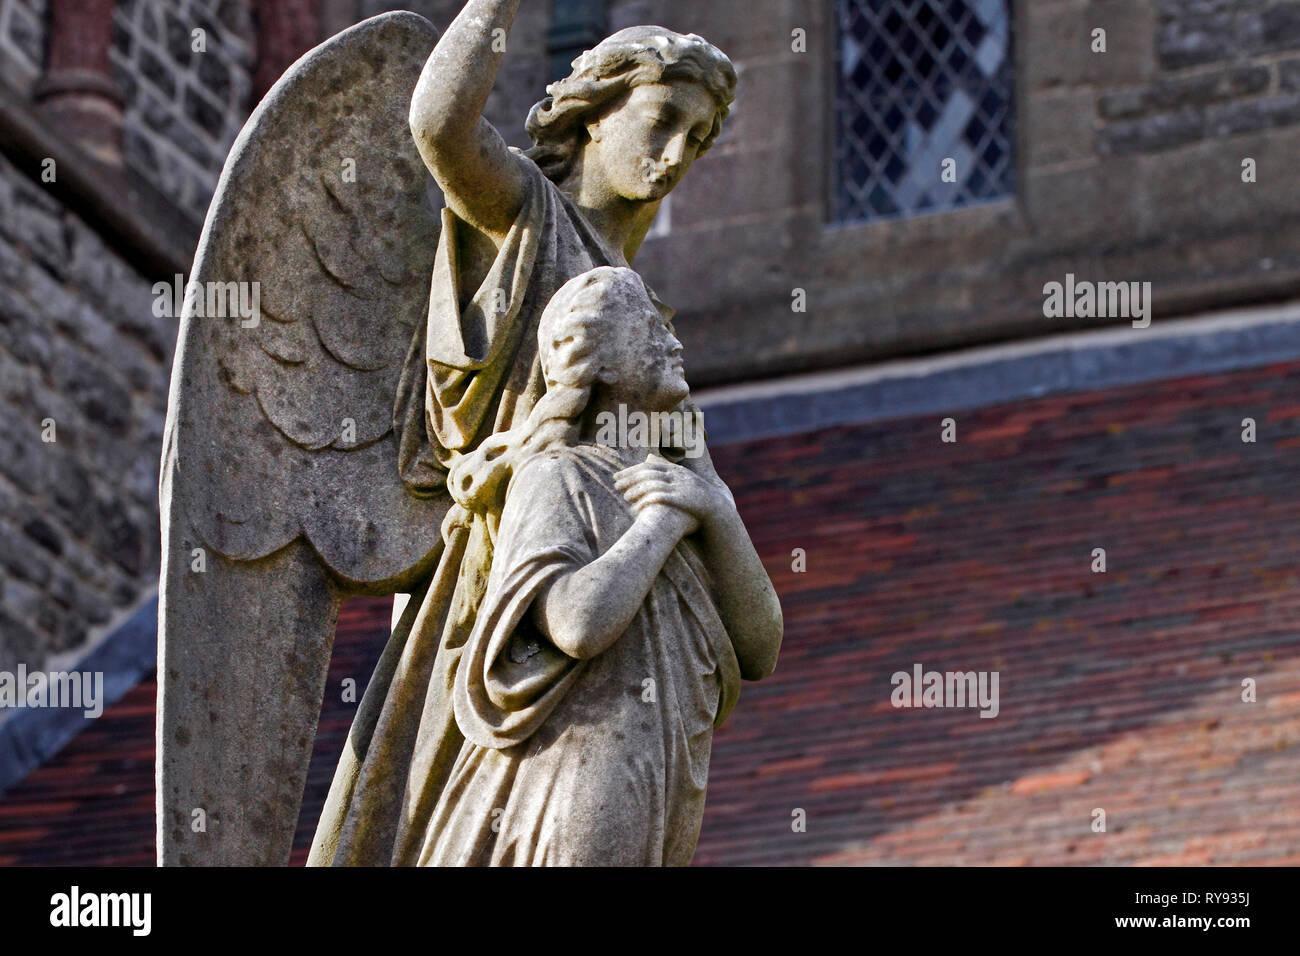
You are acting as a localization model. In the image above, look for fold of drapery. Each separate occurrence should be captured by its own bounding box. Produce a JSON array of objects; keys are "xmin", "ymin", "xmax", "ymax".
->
[
  {"xmin": 418, "ymin": 445, "xmax": 742, "ymax": 866},
  {"xmin": 312, "ymin": 151, "xmax": 616, "ymax": 866}
]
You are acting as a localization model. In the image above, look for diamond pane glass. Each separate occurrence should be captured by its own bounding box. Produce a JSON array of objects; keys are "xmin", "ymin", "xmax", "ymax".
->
[{"xmin": 832, "ymin": 0, "xmax": 1016, "ymax": 224}]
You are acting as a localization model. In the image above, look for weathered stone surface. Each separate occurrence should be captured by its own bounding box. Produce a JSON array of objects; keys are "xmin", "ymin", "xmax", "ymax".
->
[
  {"xmin": 410, "ymin": 268, "xmax": 779, "ymax": 865},
  {"xmin": 163, "ymin": 5, "xmax": 779, "ymax": 868},
  {"xmin": 29, "ymin": 0, "xmax": 1300, "ymax": 399},
  {"xmin": 0, "ymin": 135, "xmax": 174, "ymax": 676},
  {"xmin": 110, "ymin": 0, "xmax": 255, "ymax": 219},
  {"xmin": 1099, "ymin": 66, "xmax": 1271, "ymax": 120},
  {"xmin": 1205, "ymin": 94, "xmax": 1300, "ymax": 137},
  {"xmin": 1024, "ymin": 88, "xmax": 1095, "ymax": 167},
  {"xmin": 5, "ymin": 2, "xmax": 41, "ymax": 64},
  {"xmin": 158, "ymin": 10, "xmax": 446, "ymax": 868}
]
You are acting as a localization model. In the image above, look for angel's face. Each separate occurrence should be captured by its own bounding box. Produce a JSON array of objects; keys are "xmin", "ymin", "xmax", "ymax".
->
[{"xmin": 585, "ymin": 80, "xmax": 718, "ymax": 202}]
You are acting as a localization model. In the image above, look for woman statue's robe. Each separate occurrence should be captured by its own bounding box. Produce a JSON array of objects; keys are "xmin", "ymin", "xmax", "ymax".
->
[
  {"xmin": 308, "ymin": 150, "xmax": 681, "ymax": 866},
  {"xmin": 420, "ymin": 444, "xmax": 741, "ymax": 865}
]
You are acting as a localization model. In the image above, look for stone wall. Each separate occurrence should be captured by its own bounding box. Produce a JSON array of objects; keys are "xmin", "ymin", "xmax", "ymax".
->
[
  {"xmin": 0, "ymin": 0, "xmax": 548, "ymax": 687},
  {"xmin": 110, "ymin": 0, "xmax": 256, "ymax": 221},
  {"xmin": 0, "ymin": 0, "xmax": 46, "ymax": 93},
  {"xmin": 615, "ymin": 0, "xmax": 1300, "ymax": 385},
  {"xmin": 1101, "ymin": 1, "xmax": 1300, "ymax": 152},
  {"xmin": 0, "ymin": 148, "xmax": 170, "ymax": 677}
]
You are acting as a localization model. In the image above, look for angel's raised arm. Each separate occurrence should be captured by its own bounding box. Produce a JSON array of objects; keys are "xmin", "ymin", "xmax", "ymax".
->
[{"xmin": 410, "ymin": 0, "xmax": 529, "ymax": 240}]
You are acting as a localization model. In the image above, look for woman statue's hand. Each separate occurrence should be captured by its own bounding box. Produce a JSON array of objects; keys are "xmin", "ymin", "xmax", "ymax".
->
[
  {"xmin": 613, "ymin": 450, "xmax": 780, "ymax": 679},
  {"xmin": 614, "ymin": 453, "xmax": 730, "ymax": 536}
]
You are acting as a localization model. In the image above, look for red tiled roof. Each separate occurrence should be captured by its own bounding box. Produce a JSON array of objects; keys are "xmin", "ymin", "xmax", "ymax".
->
[{"xmin": 4, "ymin": 359, "xmax": 1300, "ymax": 865}]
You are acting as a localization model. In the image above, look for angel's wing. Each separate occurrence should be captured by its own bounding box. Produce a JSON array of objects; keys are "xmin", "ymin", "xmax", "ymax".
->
[{"xmin": 157, "ymin": 12, "xmax": 446, "ymax": 865}]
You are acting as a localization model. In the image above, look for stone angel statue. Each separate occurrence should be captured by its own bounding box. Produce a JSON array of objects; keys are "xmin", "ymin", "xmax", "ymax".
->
[
  {"xmin": 418, "ymin": 266, "xmax": 780, "ymax": 865},
  {"xmin": 158, "ymin": 1, "xmax": 781, "ymax": 866}
]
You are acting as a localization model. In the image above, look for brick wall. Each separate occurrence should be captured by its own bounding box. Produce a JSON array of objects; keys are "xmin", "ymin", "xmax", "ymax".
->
[
  {"xmin": 5, "ymin": 354, "xmax": 1300, "ymax": 864},
  {"xmin": 0, "ymin": 149, "xmax": 169, "ymax": 681}
]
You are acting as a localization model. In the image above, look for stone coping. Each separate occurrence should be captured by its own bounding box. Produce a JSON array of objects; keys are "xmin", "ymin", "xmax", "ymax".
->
[
  {"xmin": 0, "ymin": 597, "xmax": 157, "ymax": 795},
  {"xmin": 698, "ymin": 298, "xmax": 1300, "ymax": 446}
]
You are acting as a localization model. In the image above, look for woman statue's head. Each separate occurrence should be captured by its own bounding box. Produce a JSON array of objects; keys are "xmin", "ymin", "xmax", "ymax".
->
[
  {"xmin": 538, "ymin": 266, "xmax": 688, "ymax": 414},
  {"xmin": 524, "ymin": 26, "xmax": 737, "ymax": 199},
  {"xmin": 448, "ymin": 267, "xmax": 688, "ymax": 513}
]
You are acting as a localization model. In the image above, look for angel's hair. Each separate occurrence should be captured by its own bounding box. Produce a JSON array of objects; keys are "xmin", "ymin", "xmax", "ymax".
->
[
  {"xmin": 448, "ymin": 266, "xmax": 652, "ymax": 513},
  {"xmin": 524, "ymin": 26, "xmax": 737, "ymax": 183}
]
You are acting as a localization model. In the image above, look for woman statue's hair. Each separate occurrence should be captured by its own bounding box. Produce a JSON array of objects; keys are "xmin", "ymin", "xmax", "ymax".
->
[
  {"xmin": 448, "ymin": 266, "xmax": 653, "ymax": 513},
  {"xmin": 524, "ymin": 26, "xmax": 738, "ymax": 183}
]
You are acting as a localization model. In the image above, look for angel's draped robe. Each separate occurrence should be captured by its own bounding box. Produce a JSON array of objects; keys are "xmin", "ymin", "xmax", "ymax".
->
[{"xmin": 308, "ymin": 150, "xmax": 681, "ymax": 865}]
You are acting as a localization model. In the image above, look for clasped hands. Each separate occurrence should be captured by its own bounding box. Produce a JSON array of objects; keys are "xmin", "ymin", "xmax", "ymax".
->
[{"xmin": 614, "ymin": 453, "xmax": 731, "ymax": 537}]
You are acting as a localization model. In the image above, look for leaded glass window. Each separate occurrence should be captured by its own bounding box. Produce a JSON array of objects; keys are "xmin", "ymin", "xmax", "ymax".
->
[{"xmin": 832, "ymin": 0, "xmax": 1016, "ymax": 224}]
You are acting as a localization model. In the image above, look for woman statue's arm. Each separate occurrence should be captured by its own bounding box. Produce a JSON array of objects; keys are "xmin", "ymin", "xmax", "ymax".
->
[
  {"xmin": 531, "ymin": 506, "xmax": 698, "ymax": 660},
  {"xmin": 409, "ymin": 0, "xmax": 528, "ymax": 239},
  {"xmin": 616, "ymin": 458, "xmax": 784, "ymax": 680}
]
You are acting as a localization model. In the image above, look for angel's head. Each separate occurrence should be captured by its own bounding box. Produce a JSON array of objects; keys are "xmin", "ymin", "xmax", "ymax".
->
[{"xmin": 524, "ymin": 26, "xmax": 736, "ymax": 200}]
